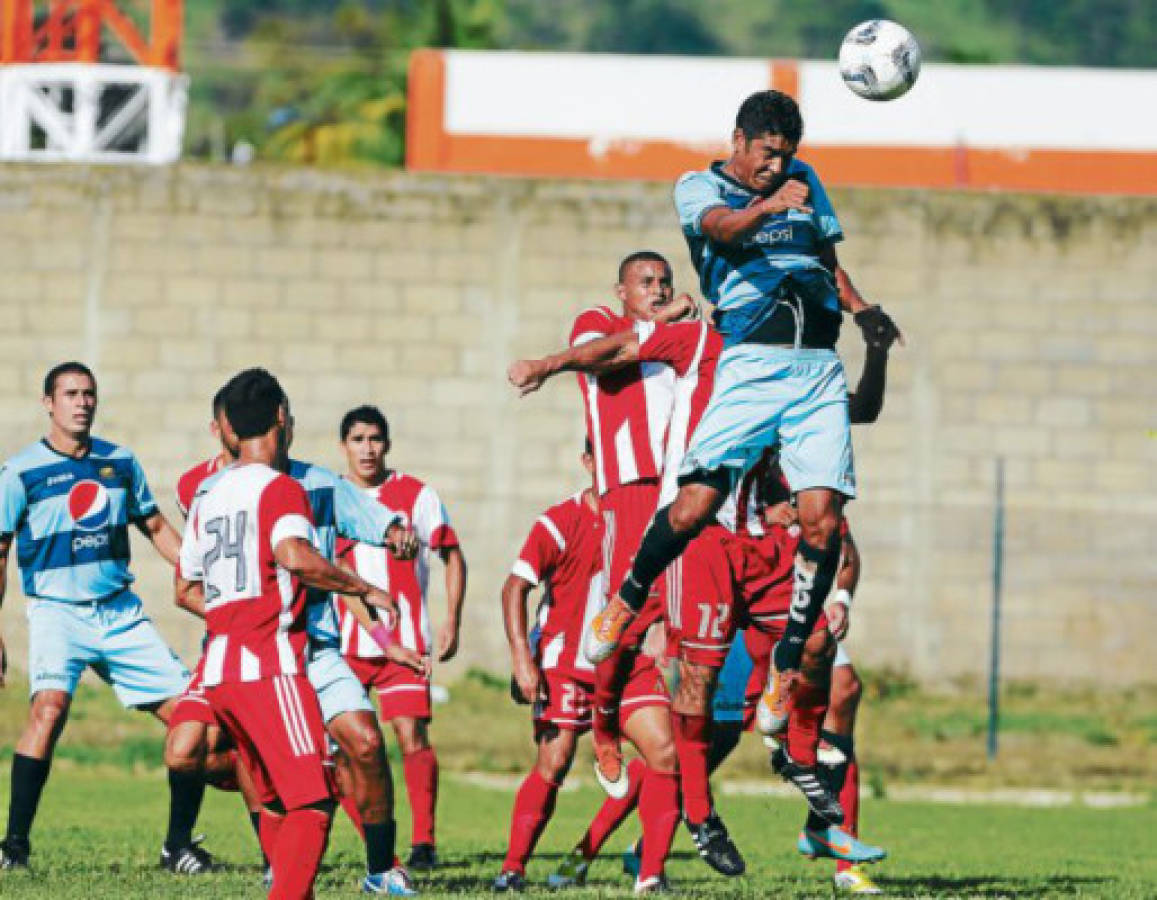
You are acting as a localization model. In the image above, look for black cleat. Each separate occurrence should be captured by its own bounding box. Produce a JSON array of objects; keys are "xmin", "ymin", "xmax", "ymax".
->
[
  {"xmin": 407, "ymin": 842, "xmax": 438, "ymax": 871},
  {"xmin": 0, "ymin": 837, "xmax": 30, "ymax": 870},
  {"xmin": 492, "ymin": 869, "xmax": 527, "ymax": 892},
  {"xmin": 159, "ymin": 835, "xmax": 219, "ymax": 875},
  {"xmin": 685, "ymin": 813, "xmax": 746, "ymax": 877},
  {"xmin": 771, "ymin": 748, "xmax": 845, "ymax": 825}
]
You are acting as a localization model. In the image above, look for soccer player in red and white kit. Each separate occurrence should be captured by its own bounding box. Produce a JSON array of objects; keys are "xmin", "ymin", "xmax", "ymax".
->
[
  {"xmin": 494, "ymin": 443, "xmax": 678, "ymax": 894},
  {"xmin": 176, "ymin": 369, "xmax": 403, "ymax": 900},
  {"xmin": 509, "ymin": 254, "xmax": 756, "ymax": 874},
  {"xmin": 334, "ymin": 405, "xmax": 467, "ymax": 871}
]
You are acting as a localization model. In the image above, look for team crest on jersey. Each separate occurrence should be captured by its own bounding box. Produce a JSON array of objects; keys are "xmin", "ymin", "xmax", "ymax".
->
[
  {"xmin": 68, "ymin": 480, "xmax": 111, "ymax": 530},
  {"xmin": 99, "ymin": 465, "xmax": 116, "ymax": 481}
]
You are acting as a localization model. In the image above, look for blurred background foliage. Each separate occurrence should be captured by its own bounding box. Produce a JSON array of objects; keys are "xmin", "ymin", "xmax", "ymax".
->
[{"xmin": 176, "ymin": 0, "xmax": 1157, "ymax": 166}]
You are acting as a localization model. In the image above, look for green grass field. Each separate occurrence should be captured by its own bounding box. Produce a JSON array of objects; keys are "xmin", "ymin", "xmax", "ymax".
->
[
  {"xmin": 0, "ymin": 767, "xmax": 1154, "ymax": 898},
  {"xmin": 2, "ymin": 671, "xmax": 1155, "ymax": 896}
]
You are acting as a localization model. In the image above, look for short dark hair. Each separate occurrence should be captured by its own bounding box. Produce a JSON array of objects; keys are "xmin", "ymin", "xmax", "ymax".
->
[
  {"xmin": 735, "ymin": 90, "xmax": 803, "ymax": 145},
  {"xmin": 211, "ymin": 384, "xmax": 229, "ymax": 418},
  {"xmin": 340, "ymin": 405, "xmax": 389, "ymax": 442},
  {"xmin": 221, "ymin": 368, "xmax": 285, "ymax": 440},
  {"xmin": 617, "ymin": 250, "xmax": 670, "ymax": 283},
  {"xmin": 43, "ymin": 361, "xmax": 95, "ymax": 397}
]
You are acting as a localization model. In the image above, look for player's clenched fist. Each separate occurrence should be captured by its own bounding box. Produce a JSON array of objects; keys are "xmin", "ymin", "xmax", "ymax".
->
[
  {"xmin": 386, "ymin": 523, "xmax": 420, "ymax": 560},
  {"xmin": 759, "ymin": 178, "xmax": 812, "ymax": 216},
  {"xmin": 508, "ymin": 359, "xmax": 546, "ymax": 396}
]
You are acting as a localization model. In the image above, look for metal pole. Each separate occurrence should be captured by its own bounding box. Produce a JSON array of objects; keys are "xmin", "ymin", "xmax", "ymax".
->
[{"xmin": 987, "ymin": 457, "xmax": 1005, "ymax": 760}]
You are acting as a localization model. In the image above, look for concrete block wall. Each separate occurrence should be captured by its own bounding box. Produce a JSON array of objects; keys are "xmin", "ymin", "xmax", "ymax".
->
[{"xmin": 0, "ymin": 165, "xmax": 1153, "ymax": 685}]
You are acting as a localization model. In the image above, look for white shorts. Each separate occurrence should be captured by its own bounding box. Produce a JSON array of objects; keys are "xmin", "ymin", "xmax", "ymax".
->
[
  {"xmin": 681, "ymin": 345, "xmax": 856, "ymax": 498},
  {"xmin": 307, "ymin": 645, "xmax": 374, "ymax": 723},
  {"xmin": 27, "ymin": 590, "xmax": 189, "ymax": 708}
]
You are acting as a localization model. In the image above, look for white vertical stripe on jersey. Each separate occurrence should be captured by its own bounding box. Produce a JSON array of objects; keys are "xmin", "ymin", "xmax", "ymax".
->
[
  {"xmin": 204, "ymin": 635, "xmax": 227, "ymax": 686},
  {"xmin": 240, "ymin": 646, "xmax": 259, "ymax": 681},
  {"xmin": 352, "ymin": 543, "xmax": 389, "ymax": 658},
  {"xmin": 613, "ymin": 420, "xmax": 638, "ymax": 484},
  {"xmin": 537, "ymin": 515, "xmax": 566, "ymax": 551},
  {"xmin": 339, "ymin": 607, "xmax": 355, "ymax": 655},
  {"xmin": 639, "ymin": 360, "xmax": 676, "ymax": 480},
  {"xmin": 659, "ymin": 323, "xmax": 708, "ymax": 506},
  {"xmin": 583, "ymin": 373, "xmax": 608, "ymax": 493},
  {"xmin": 399, "ymin": 592, "xmax": 417, "ymax": 651},
  {"xmin": 542, "ymin": 632, "xmax": 564, "ymax": 669}
]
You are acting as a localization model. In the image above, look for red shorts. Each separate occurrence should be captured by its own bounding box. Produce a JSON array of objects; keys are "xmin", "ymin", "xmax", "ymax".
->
[
  {"xmin": 731, "ymin": 531, "xmax": 793, "ymax": 621},
  {"xmin": 665, "ymin": 525, "xmax": 741, "ymax": 667},
  {"xmin": 601, "ymin": 481, "xmax": 666, "ymax": 646},
  {"xmin": 206, "ymin": 674, "xmax": 335, "ymax": 810},
  {"xmin": 533, "ymin": 655, "xmax": 670, "ymax": 738},
  {"xmin": 739, "ymin": 610, "xmax": 830, "ymax": 730},
  {"xmin": 169, "ymin": 656, "xmax": 218, "ymax": 729},
  {"xmin": 345, "ymin": 655, "xmax": 432, "ymax": 721}
]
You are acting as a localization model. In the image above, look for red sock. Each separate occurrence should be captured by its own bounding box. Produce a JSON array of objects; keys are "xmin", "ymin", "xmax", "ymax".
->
[
  {"xmin": 502, "ymin": 770, "xmax": 560, "ymax": 874},
  {"xmin": 258, "ymin": 810, "xmax": 284, "ymax": 867},
  {"xmin": 673, "ymin": 712, "xmax": 713, "ymax": 825},
  {"xmin": 269, "ymin": 807, "xmax": 331, "ymax": 900},
  {"xmin": 578, "ymin": 758, "xmax": 644, "ymax": 859},
  {"xmin": 403, "ymin": 747, "xmax": 439, "ymax": 846},
  {"xmin": 786, "ymin": 678, "xmax": 829, "ymax": 767},
  {"xmin": 637, "ymin": 767, "xmax": 679, "ymax": 882},
  {"xmin": 338, "ymin": 791, "xmax": 364, "ymax": 839},
  {"xmin": 836, "ymin": 757, "xmax": 860, "ymax": 873}
]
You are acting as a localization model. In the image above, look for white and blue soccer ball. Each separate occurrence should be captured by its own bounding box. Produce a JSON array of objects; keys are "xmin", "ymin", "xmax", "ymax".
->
[{"xmin": 838, "ymin": 19, "xmax": 922, "ymax": 101}]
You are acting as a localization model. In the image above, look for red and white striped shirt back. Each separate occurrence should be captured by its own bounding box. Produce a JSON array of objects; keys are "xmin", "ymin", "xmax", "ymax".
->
[{"xmin": 179, "ymin": 463, "xmax": 316, "ymax": 686}]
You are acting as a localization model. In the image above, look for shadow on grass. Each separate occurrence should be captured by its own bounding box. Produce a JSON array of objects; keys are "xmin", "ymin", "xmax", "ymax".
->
[{"xmin": 883, "ymin": 873, "xmax": 1112, "ymax": 896}]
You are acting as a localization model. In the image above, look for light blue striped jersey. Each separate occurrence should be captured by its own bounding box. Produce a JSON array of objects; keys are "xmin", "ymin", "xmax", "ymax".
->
[
  {"xmin": 194, "ymin": 458, "xmax": 400, "ymax": 648},
  {"xmin": 0, "ymin": 438, "xmax": 158, "ymax": 602},
  {"xmin": 674, "ymin": 159, "xmax": 844, "ymax": 347}
]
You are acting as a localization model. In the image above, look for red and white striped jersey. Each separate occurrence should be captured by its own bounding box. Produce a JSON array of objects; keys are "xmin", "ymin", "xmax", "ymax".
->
[
  {"xmin": 176, "ymin": 454, "xmax": 228, "ymax": 518},
  {"xmin": 569, "ymin": 306, "xmax": 721, "ymax": 497},
  {"xmin": 513, "ymin": 490, "xmax": 605, "ymax": 682},
  {"xmin": 335, "ymin": 471, "xmax": 459, "ymax": 658},
  {"xmin": 716, "ymin": 448, "xmax": 791, "ymax": 538},
  {"xmin": 178, "ymin": 463, "xmax": 317, "ymax": 687}
]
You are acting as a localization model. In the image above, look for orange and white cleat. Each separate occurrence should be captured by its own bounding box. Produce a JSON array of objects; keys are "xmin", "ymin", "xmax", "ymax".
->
[
  {"xmin": 756, "ymin": 659, "xmax": 797, "ymax": 736},
  {"xmin": 593, "ymin": 737, "xmax": 629, "ymax": 799},
  {"xmin": 583, "ymin": 596, "xmax": 636, "ymax": 665}
]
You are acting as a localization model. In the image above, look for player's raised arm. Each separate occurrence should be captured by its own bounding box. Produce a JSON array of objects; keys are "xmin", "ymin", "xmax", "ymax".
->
[
  {"xmin": 508, "ymin": 330, "xmax": 640, "ymax": 396},
  {"xmin": 847, "ymin": 325, "xmax": 897, "ymax": 425}
]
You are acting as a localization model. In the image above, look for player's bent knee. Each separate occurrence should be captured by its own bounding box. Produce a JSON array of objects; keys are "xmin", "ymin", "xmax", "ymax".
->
[
  {"xmin": 642, "ymin": 738, "xmax": 678, "ymax": 773},
  {"xmin": 344, "ymin": 723, "xmax": 386, "ymax": 770},
  {"xmin": 831, "ymin": 667, "xmax": 862, "ymax": 713}
]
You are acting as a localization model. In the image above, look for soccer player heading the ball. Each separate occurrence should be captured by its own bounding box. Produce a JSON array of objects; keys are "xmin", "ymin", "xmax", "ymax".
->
[{"xmin": 586, "ymin": 90, "xmax": 902, "ymax": 724}]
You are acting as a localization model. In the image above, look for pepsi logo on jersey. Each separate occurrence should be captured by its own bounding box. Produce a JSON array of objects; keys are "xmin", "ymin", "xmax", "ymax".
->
[{"xmin": 68, "ymin": 480, "xmax": 111, "ymax": 531}]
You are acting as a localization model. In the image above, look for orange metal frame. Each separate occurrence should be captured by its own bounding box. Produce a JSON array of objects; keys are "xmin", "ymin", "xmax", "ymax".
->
[{"xmin": 0, "ymin": 0, "xmax": 181, "ymax": 70}]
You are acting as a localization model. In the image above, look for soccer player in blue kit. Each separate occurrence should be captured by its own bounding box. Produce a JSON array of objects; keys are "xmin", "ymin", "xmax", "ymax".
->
[
  {"xmin": 588, "ymin": 91, "xmax": 902, "ymax": 731},
  {"xmin": 0, "ymin": 362, "xmax": 202, "ymax": 871}
]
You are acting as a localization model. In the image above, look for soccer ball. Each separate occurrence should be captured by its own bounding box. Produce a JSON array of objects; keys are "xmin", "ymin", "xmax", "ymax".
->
[{"xmin": 838, "ymin": 19, "xmax": 921, "ymax": 101}]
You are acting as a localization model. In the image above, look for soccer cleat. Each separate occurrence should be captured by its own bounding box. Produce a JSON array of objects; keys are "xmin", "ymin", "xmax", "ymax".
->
[
  {"xmin": 771, "ymin": 748, "xmax": 844, "ymax": 824},
  {"xmin": 633, "ymin": 873, "xmax": 670, "ymax": 894},
  {"xmin": 755, "ymin": 660, "xmax": 796, "ymax": 736},
  {"xmin": 622, "ymin": 839, "xmax": 642, "ymax": 878},
  {"xmin": 0, "ymin": 837, "xmax": 30, "ymax": 870},
  {"xmin": 592, "ymin": 737, "xmax": 630, "ymax": 799},
  {"xmin": 362, "ymin": 866, "xmax": 419, "ymax": 895},
  {"xmin": 159, "ymin": 835, "xmax": 218, "ymax": 874},
  {"xmin": 583, "ymin": 596, "xmax": 636, "ymax": 664},
  {"xmin": 547, "ymin": 850, "xmax": 589, "ymax": 888},
  {"xmin": 685, "ymin": 813, "xmax": 746, "ymax": 877},
  {"xmin": 798, "ymin": 827, "xmax": 886, "ymax": 865},
  {"xmin": 834, "ymin": 864, "xmax": 884, "ymax": 894},
  {"xmin": 407, "ymin": 843, "xmax": 438, "ymax": 871},
  {"xmin": 492, "ymin": 870, "xmax": 527, "ymax": 892}
]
